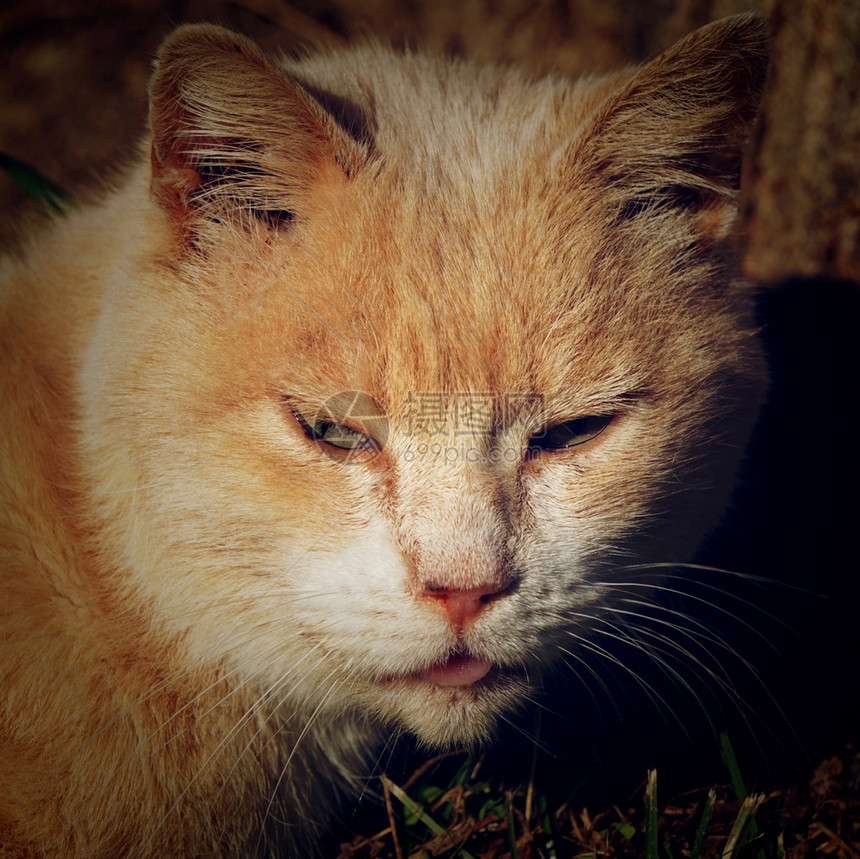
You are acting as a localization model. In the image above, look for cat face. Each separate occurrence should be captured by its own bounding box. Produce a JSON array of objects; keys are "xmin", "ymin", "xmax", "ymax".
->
[{"xmin": 80, "ymin": 16, "xmax": 768, "ymax": 748}]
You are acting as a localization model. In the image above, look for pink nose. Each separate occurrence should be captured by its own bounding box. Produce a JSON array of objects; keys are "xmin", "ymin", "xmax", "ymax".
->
[{"xmin": 422, "ymin": 582, "xmax": 508, "ymax": 629}]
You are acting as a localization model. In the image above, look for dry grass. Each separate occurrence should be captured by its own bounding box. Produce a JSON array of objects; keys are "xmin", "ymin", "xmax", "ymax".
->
[{"xmin": 338, "ymin": 741, "xmax": 860, "ymax": 859}]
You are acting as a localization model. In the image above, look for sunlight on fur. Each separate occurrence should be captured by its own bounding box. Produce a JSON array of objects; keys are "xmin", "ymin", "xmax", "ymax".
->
[{"xmin": 0, "ymin": 13, "xmax": 769, "ymax": 857}]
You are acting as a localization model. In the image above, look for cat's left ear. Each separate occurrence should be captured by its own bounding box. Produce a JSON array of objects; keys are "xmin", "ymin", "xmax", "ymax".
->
[
  {"xmin": 148, "ymin": 24, "xmax": 368, "ymax": 234},
  {"xmin": 575, "ymin": 13, "xmax": 769, "ymax": 233}
]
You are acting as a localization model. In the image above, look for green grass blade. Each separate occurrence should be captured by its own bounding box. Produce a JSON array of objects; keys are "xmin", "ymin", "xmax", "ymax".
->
[
  {"xmin": 381, "ymin": 776, "xmax": 477, "ymax": 859},
  {"xmin": 451, "ymin": 755, "xmax": 476, "ymax": 787},
  {"xmin": 719, "ymin": 732, "xmax": 747, "ymax": 802},
  {"xmin": 720, "ymin": 732, "xmax": 766, "ymax": 857},
  {"xmin": 538, "ymin": 794, "xmax": 558, "ymax": 859},
  {"xmin": 690, "ymin": 788, "xmax": 716, "ymax": 859},
  {"xmin": 0, "ymin": 153, "xmax": 74, "ymax": 215},
  {"xmin": 645, "ymin": 769, "xmax": 659, "ymax": 859}
]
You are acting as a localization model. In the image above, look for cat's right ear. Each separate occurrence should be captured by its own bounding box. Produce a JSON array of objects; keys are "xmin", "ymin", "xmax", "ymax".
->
[{"xmin": 148, "ymin": 25, "xmax": 368, "ymax": 236}]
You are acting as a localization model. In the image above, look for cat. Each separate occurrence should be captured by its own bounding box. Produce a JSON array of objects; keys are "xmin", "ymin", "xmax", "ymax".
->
[{"xmin": 0, "ymin": 12, "xmax": 769, "ymax": 857}]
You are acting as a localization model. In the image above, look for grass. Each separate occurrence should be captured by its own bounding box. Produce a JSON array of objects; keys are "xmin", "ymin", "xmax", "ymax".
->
[
  {"xmin": 0, "ymin": 154, "xmax": 73, "ymax": 214},
  {"xmin": 339, "ymin": 734, "xmax": 859, "ymax": 858}
]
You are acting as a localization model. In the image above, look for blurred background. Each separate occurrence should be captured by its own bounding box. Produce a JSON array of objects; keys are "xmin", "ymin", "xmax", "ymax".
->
[{"xmin": 0, "ymin": 0, "xmax": 765, "ymax": 250}]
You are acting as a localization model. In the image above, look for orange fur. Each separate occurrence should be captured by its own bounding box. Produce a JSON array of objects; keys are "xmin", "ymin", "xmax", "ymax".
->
[{"xmin": 1, "ymin": 15, "xmax": 768, "ymax": 856}]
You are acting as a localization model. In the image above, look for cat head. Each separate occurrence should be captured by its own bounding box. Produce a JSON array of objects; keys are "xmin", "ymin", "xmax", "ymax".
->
[{"xmin": 81, "ymin": 15, "xmax": 769, "ymax": 746}]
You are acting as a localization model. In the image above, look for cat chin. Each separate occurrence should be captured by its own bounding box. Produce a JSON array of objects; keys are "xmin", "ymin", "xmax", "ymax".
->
[{"xmin": 367, "ymin": 668, "xmax": 530, "ymax": 748}]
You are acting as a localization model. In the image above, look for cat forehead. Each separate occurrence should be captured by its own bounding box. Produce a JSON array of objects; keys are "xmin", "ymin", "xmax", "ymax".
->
[
  {"xmin": 281, "ymin": 45, "xmax": 625, "ymax": 181},
  {"xmin": 159, "ymin": 23, "xmax": 764, "ymax": 404},
  {"xmin": 271, "ymin": 54, "xmax": 623, "ymax": 314},
  {"xmin": 278, "ymin": 205, "xmax": 668, "ymax": 409}
]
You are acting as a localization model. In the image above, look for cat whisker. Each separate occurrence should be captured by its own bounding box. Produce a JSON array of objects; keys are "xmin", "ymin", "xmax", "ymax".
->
[
  {"xmin": 254, "ymin": 665, "xmax": 348, "ymax": 855},
  {"xmin": 580, "ymin": 626, "xmax": 711, "ymax": 739},
  {"xmin": 137, "ymin": 647, "xmax": 338, "ymax": 857},
  {"xmin": 75, "ymin": 618, "xmax": 347, "ymax": 841},
  {"xmin": 494, "ymin": 709, "xmax": 555, "ymax": 757},
  {"xmin": 562, "ymin": 605, "xmax": 746, "ymax": 731},
  {"xmin": 609, "ymin": 594, "xmax": 765, "ymax": 657},
  {"xmin": 74, "ymin": 605, "xmax": 305, "ymax": 746},
  {"xmin": 583, "ymin": 590, "xmax": 800, "ymax": 750},
  {"xmin": 558, "ymin": 607, "xmax": 686, "ymax": 707},
  {"xmin": 73, "ymin": 643, "xmax": 288, "ymax": 839},
  {"xmin": 606, "ymin": 616, "xmax": 741, "ymax": 700},
  {"xmin": 597, "ymin": 570, "xmax": 800, "ymax": 642},
  {"xmin": 616, "ymin": 560, "xmax": 813, "ymax": 593},
  {"xmin": 212, "ymin": 660, "xmax": 351, "ymax": 839}
]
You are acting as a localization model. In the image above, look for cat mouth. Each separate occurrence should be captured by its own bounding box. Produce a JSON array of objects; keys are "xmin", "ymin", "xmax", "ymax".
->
[{"xmin": 413, "ymin": 653, "xmax": 493, "ymax": 688}]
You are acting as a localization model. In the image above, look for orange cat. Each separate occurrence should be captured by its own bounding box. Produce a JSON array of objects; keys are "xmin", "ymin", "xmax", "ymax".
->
[{"xmin": 0, "ymin": 14, "xmax": 768, "ymax": 856}]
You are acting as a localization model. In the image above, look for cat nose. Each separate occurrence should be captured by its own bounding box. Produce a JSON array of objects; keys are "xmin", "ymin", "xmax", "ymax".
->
[{"xmin": 422, "ymin": 581, "xmax": 509, "ymax": 630}]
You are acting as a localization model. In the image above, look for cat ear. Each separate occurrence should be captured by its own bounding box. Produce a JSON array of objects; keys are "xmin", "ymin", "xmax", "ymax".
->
[
  {"xmin": 576, "ymin": 13, "xmax": 769, "ymax": 231},
  {"xmin": 148, "ymin": 24, "xmax": 367, "ymax": 232}
]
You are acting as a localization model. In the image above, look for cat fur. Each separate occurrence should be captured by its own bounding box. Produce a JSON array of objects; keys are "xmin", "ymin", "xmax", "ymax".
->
[{"xmin": 0, "ymin": 14, "xmax": 768, "ymax": 856}]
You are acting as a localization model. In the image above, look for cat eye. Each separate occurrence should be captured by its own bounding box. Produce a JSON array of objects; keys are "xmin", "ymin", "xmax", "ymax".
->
[
  {"xmin": 529, "ymin": 415, "xmax": 613, "ymax": 453},
  {"xmin": 288, "ymin": 391, "xmax": 388, "ymax": 463},
  {"xmin": 293, "ymin": 411, "xmax": 377, "ymax": 451}
]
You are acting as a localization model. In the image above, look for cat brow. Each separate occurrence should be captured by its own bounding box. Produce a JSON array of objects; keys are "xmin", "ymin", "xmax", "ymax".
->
[{"xmin": 219, "ymin": 215, "xmax": 380, "ymax": 375}]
